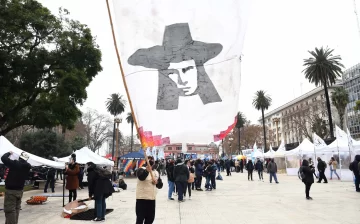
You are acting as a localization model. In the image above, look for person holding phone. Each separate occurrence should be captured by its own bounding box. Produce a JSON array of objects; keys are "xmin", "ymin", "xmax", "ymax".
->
[{"xmin": 65, "ymin": 154, "xmax": 80, "ymax": 202}]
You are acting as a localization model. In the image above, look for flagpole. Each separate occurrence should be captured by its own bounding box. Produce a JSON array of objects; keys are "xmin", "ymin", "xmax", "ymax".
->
[{"xmin": 105, "ymin": 0, "xmax": 154, "ymax": 181}]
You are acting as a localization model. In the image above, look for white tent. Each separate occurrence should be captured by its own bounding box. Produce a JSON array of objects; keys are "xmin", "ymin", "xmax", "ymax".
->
[
  {"xmin": 264, "ymin": 145, "xmax": 275, "ymax": 158},
  {"xmin": 274, "ymin": 140, "xmax": 286, "ymax": 157},
  {"xmin": 55, "ymin": 147, "xmax": 114, "ymax": 167},
  {"xmin": 0, "ymin": 136, "xmax": 65, "ymax": 169},
  {"xmin": 253, "ymin": 150, "xmax": 264, "ymax": 158},
  {"xmin": 285, "ymin": 138, "xmax": 314, "ymax": 156}
]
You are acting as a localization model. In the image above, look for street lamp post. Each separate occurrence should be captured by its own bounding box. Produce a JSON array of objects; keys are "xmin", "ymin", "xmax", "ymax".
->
[
  {"xmin": 228, "ymin": 137, "xmax": 234, "ymax": 157},
  {"xmin": 113, "ymin": 117, "xmax": 122, "ymax": 169},
  {"xmin": 273, "ymin": 117, "xmax": 280, "ymax": 147}
]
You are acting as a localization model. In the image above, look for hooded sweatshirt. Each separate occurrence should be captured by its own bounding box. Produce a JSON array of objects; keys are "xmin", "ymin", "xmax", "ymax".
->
[
  {"xmin": 173, "ymin": 162, "xmax": 189, "ymax": 182},
  {"xmin": 300, "ymin": 160, "xmax": 315, "ymax": 184},
  {"xmin": 349, "ymin": 155, "xmax": 360, "ymax": 177}
]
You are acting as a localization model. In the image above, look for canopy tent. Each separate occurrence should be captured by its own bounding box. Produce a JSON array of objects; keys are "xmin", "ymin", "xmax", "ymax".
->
[
  {"xmin": 285, "ymin": 138, "xmax": 314, "ymax": 156},
  {"xmin": 55, "ymin": 147, "xmax": 114, "ymax": 167},
  {"xmin": 252, "ymin": 150, "xmax": 264, "ymax": 158},
  {"xmin": 0, "ymin": 136, "xmax": 65, "ymax": 169},
  {"xmin": 120, "ymin": 150, "xmax": 145, "ymax": 160},
  {"xmin": 264, "ymin": 145, "xmax": 275, "ymax": 158},
  {"xmin": 273, "ymin": 141, "xmax": 286, "ymax": 158}
]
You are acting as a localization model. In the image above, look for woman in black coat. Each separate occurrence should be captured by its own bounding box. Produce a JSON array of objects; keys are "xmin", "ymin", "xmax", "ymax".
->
[
  {"xmin": 87, "ymin": 162, "xmax": 114, "ymax": 222},
  {"xmin": 300, "ymin": 160, "xmax": 315, "ymax": 200}
]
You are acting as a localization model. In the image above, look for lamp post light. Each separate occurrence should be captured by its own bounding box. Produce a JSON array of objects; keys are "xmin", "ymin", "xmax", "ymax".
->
[
  {"xmin": 273, "ymin": 117, "xmax": 280, "ymax": 147},
  {"xmin": 113, "ymin": 117, "xmax": 122, "ymax": 169}
]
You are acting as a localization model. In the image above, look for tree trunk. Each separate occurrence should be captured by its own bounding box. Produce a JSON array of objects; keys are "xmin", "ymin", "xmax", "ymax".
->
[
  {"xmin": 112, "ymin": 121, "xmax": 116, "ymax": 159},
  {"xmin": 324, "ymin": 82, "xmax": 334, "ymax": 139},
  {"xmin": 130, "ymin": 122, "xmax": 134, "ymax": 152},
  {"xmin": 261, "ymin": 108, "xmax": 267, "ymax": 152},
  {"xmin": 339, "ymin": 113, "xmax": 344, "ymax": 130},
  {"xmin": 238, "ymin": 127, "xmax": 241, "ymax": 155}
]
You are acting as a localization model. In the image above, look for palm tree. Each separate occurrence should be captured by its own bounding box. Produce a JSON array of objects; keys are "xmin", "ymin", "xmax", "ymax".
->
[
  {"xmin": 331, "ymin": 87, "xmax": 349, "ymax": 130},
  {"xmin": 106, "ymin": 93, "xmax": 127, "ymax": 157},
  {"xmin": 235, "ymin": 112, "xmax": 246, "ymax": 155},
  {"xmin": 253, "ymin": 90, "xmax": 272, "ymax": 152},
  {"xmin": 303, "ymin": 47, "xmax": 344, "ymax": 139},
  {"xmin": 126, "ymin": 112, "xmax": 134, "ymax": 152}
]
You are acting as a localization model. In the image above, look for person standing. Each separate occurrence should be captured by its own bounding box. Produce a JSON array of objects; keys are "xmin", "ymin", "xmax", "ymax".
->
[
  {"xmin": 65, "ymin": 154, "xmax": 80, "ymax": 202},
  {"xmin": 235, "ymin": 160, "xmax": 239, "ymax": 173},
  {"xmin": 78, "ymin": 165, "xmax": 84, "ymax": 190},
  {"xmin": 225, "ymin": 159, "xmax": 231, "ymax": 176},
  {"xmin": 300, "ymin": 159, "xmax": 315, "ymax": 200},
  {"xmin": 184, "ymin": 160, "xmax": 195, "ymax": 199},
  {"xmin": 1, "ymin": 151, "xmax": 31, "ymax": 224},
  {"xmin": 135, "ymin": 156, "xmax": 160, "ymax": 224},
  {"xmin": 308, "ymin": 158, "xmax": 318, "ymax": 178},
  {"xmin": 239, "ymin": 159, "xmax": 244, "ymax": 173},
  {"xmin": 317, "ymin": 157, "xmax": 328, "ymax": 184},
  {"xmin": 329, "ymin": 157, "xmax": 340, "ymax": 180},
  {"xmin": 267, "ymin": 159, "xmax": 279, "ymax": 184},
  {"xmin": 255, "ymin": 158, "xmax": 264, "ymax": 181},
  {"xmin": 44, "ymin": 167, "xmax": 56, "ymax": 193},
  {"xmin": 246, "ymin": 159, "xmax": 254, "ymax": 181},
  {"xmin": 173, "ymin": 159, "xmax": 189, "ymax": 202},
  {"xmin": 349, "ymin": 155, "xmax": 360, "ymax": 192},
  {"xmin": 166, "ymin": 160, "xmax": 175, "ymax": 200},
  {"xmin": 195, "ymin": 159, "xmax": 203, "ymax": 191},
  {"xmin": 87, "ymin": 162, "xmax": 114, "ymax": 222}
]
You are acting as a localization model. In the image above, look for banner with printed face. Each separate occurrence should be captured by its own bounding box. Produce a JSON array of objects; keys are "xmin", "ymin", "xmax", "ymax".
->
[{"xmin": 111, "ymin": 0, "xmax": 250, "ymax": 146}]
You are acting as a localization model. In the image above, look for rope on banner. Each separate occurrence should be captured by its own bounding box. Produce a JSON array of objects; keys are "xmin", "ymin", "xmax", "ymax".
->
[{"xmin": 105, "ymin": 0, "xmax": 154, "ymax": 181}]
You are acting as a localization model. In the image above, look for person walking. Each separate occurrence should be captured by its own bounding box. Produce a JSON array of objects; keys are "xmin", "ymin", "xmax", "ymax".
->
[
  {"xmin": 173, "ymin": 158, "xmax": 189, "ymax": 202},
  {"xmin": 267, "ymin": 159, "xmax": 279, "ymax": 184},
  {"xmin": 44, "ymin": 167, "xmax": 56, "ymax": 193},
  {"xmin": 239, "ymin": 159, "xmax": 244, "ymax": 173},
  {"xmin": 1, "ymin": 151, "xmax": 31, "ymax": 224},
  {"xmin": 300, "ymin": 159, "xmax": 315, "ymax": 200},
  {"xmin": 316, "ymin": 157, "xmax": 328, "ymax": 184},
  {"xmin": 166, "ymin": 160, "xmax": 175, "ymax": 200},
  {"xmin": 65, "ymin": 154, "xmax": 80, "ymax": 202},
  {"xmin": 255, "ymin": 158, "xmax": 264, "ymax": 181},
  {"xmin": 225, "ymin": 159, "xmax": 231, "ymax": 176},
  {"xmin": 135, "ymin": 156, "xmax": 161, "ymax": 224},
  {"xmin": 349, "ymin": 155, "xmax": 360, "ymax": 192},
  {"xmin": 329, "ymin": 157, "xmax": 340, "ymax": 180},
  {"xmin": 246, "ymin": 159, "xmax": 254, "ymax": 181}
]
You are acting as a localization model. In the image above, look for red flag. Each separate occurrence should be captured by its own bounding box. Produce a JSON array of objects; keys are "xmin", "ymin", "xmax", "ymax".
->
[{"xmin": 161, "ymin": 137, "xmax": 170, "ymax": 145}]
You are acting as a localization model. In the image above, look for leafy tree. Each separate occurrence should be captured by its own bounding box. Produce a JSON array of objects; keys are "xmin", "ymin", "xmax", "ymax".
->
[
  {"xmin": 354, "ymin": 100, "xmax": 360, "ymax": 112},
  {"xmin": 253, "ymin": 90, "xmax": 272, "ymax": 151},
  {"xmin": 311, "ymin": 116, "xmax": 329, "ymax": 139},
  {"xmin": 303, "ymin": 47, "xmax": 344, "ymax": 139},
  {"xmin": 235, "ymin": 112, "xmax": 246, "ymax": 154},
  {"xmin": 70, "ymin": 136, "xmax": 86, "ymax": 151},
  {"xmin": 331, "ymin": 87, "xmax": 349, "ymax": 130},
  {"xmin": 126, "ymin": 112, "xmax": 134, "ymax": 152},
  {"xmin": 0, "ymin": 0, "xmax": 102, "ymax": 136},
  {"xmin": 19, "ymin": 130, "xmax": 71, "ymax": 158}
]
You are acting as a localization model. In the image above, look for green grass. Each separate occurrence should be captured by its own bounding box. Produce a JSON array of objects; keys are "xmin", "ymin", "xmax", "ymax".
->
[{"xmin": 0, "ymin": 185, "xmax": 34, "ymax": 193}]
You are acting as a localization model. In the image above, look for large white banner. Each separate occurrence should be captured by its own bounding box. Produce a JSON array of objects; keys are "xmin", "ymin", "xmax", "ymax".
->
[{"xmin": 111, "ymin": 0, "xmax": 250, "ymax": 146}]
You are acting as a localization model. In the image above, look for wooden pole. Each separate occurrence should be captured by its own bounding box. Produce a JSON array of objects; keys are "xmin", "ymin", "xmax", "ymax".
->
[{"xmin": 105, "ymin": 0, "xmax": 154, "ymax": 180}]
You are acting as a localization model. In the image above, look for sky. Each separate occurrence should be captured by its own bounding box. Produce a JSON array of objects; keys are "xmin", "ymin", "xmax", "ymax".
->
[{"xmin": 38, "ymin": 0, "xmax": 360, "ymax": 137}]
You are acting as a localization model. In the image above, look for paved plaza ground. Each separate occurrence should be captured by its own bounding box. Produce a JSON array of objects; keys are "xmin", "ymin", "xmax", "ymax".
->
[{"xmin": 0, "ymin": 172, "xmax": 359, "ymax": 224}]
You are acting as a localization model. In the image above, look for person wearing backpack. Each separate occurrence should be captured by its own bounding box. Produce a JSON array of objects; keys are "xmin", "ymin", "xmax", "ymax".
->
[
  {"xmin": 316, "ymin": 157, "xmax": 328, "ymax": 184},
  {"xmin": 300, "ymin": 159, "xmax": 315, "ymax": 200}
]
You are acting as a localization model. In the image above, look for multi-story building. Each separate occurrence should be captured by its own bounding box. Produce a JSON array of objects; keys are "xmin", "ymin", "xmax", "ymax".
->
[
  {"xmin": 261, "ymin": 82, "xmax": 342, "ymax": 147},
  {"xmin": 343, "ymin": 63, "xmax": 360, "ymax": 139},
  {"xmin": 164, "ymin": 143, "xmax": 219, "ymax": 159}
]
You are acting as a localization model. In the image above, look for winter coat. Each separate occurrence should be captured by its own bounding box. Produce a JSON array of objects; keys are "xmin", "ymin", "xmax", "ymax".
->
[
  {"xmin": 211, "ymin": 164, "xmax": 217, "ymax": 176},
  {"xmin": 349, "ymin": 155, "xmax": 360, "ymax": 177},
  {"xmin": 173, "ymin": 163, "xmax": 189, "ymax": 182},
  {"xmin": 195, "ymin": 163, "xmax": 203, "ymax": 176},
  {"xmin": 87, "ymin": 165, "xmax": 114, "ymax": 200},
  {"xmin": 225, "ymin": 160, "xmax": 231, "ymax": 169},
  {"xmin": 166, "ymin": 164, "xmax": 175, "ymax": 182},
  {"xmin": 267, "ymin": 161, "xmax": 277, "ymax": 173},
  {"xmin": 246, "ymin": 162, "xmax": 254, "ymax": 171},
  {"xmin": 255, "ymin": 161, "xmax": 263, "ymax": 171},
  {"xmin": 66, "ymin": 163, "xmax": 80, "ymax": 190},
  {"xmin": 300, "ymin": 160, "xmax": 315, "ymax": 184},
  {"xmin": 1, "ymin": 152, "xmax": 31, "ymax": 190},
  {"xmin": 239, "ymin": 160, "xmax": 244, "ymax": 168},
  {"xmin": 46, "ymin": 168, "xmax": 56, "ymax": 180},
  {"xmin": 317, "ymin": 159, "xmax": 326, "ymax": 172}
]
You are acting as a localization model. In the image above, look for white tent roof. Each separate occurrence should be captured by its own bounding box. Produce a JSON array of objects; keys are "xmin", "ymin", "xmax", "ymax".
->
[
  {"xmin": 55, "ymin": 147, "xmax": 114, "ymax": 166},
  {"xmin": 253, "ymin": 150, "xmax": 264, "ymax": 158},
  {"xmin": 264, "ymin": 146, "xmax": 275, "ymax": 158},
  {"xmin": 285, "ymin": 138, "xmax": 314, "ymax": 156},
  {"xmin": 0, "ymin": 136, "xmax": 65, "ymax": 169},
  {"xmin": 273, "ymin": 140, "xmax": 286, "ymax": 157}
]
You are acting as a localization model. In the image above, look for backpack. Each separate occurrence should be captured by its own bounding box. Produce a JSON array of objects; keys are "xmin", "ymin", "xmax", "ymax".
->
[
  {"xmin": 188, "ymin": 173, "xmax": 195, "ymax": 183},
  {"xmin": 298, "ymin": 167, "xmax": 306, "ymax": 181},
  {"xmin": 94, "ymin": 166, "xmax": 112, "ymax": 179},
  {"xmin": 323, "ymin": 161, "xmax": 327, "ymax": 169}
]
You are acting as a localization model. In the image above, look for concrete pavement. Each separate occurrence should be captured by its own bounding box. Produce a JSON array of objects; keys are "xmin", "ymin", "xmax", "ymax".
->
[{"xmin": 0, "ymin": 172, "xmax": 359, "ymax": 224}]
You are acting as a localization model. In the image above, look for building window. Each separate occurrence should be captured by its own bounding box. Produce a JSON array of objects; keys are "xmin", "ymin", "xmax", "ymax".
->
[
  {"xmin": 168, "ymin": 147, "xmax": 172, "ymax": 150},
  {"xmin": 176, "ymin": 147, "xmax": 182, "ymax": 150},
  {"xmin": 188, "ymin": 147, "xmax": 192, "ymax": 151}
]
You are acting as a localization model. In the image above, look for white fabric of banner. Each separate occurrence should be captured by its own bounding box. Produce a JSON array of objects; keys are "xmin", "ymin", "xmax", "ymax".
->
[{"xmin": 111, "ymin": 0, "xmax": 251, "ymax": 144}]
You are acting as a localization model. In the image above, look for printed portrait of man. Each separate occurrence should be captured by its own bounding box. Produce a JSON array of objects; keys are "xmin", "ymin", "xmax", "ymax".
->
[{"xmin": 128, "ymin": 23, "xmax": 223, "ymax": 110}]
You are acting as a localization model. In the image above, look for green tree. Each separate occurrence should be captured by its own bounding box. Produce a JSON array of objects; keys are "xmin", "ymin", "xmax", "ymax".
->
[
  {"xmin": 354, "ymin": 100, "xmax": 360, "ymax": 111},
  {"xmin": 303, "ymin": 47, "xmax": 344, "ymax": 139},
  {"xmin": 19, "ymin": 130, "xmax": 71, "ymax": 158},
  {"xmin": 70, "ymin": 136, "xmax": 86, "ymax": 151},
  {"xmin": 126, "ymin": 112, "xmax": 134, "ymax": 152},
  {"xmin": 235, "ymin": 112, "xmax": 246, "ymax": 154},
  {"xmin": 105, "ymin": 93, "xmax": 127, "ymax": 156},
  {"xmin": 311, "ymin": 116, "xmax": 329, "ymax": 139},
  {"xmin": 331, "ymin": 87, "xmax": 349, "ymax": 130},
  {"xmin": 0, "ymin": 0, "xmax": 102, "ymax": 136},
  {"xmin": 253, "ymin": 90, "xmax": 272, "ymax": 152}
]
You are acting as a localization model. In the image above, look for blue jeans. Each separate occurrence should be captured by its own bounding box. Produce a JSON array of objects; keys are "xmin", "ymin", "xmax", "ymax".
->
[
  {"xmin": 95, "ymin": 197, "xmax": 106, "ymax": 219},
  {"xmin": 330, "ymin": 169, "xmax": 340, "ymax": 179},
  {"xmin": 270, "ymin": 172, "xmax": 278, "ymax": 183},
  {"xmin": 205, "ymin": 176, "xmax": 212, "ymax": 189},
  {"xmin": 168, "ymin": 181, "xmax": 174, "ymax": 199}
]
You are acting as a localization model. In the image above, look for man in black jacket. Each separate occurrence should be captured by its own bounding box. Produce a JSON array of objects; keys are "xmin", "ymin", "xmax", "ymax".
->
[
  {"xmin": 317, "ymin": 157, "xmax": 328, "ymax": 183},
  {"xmin": 1, "ymin": 151, "xmax": 31, "ymax": 224},
  {"xmin": 349, "ymin": 155, "xmax": 360, "ymax": 192},
  {"xmin": 173, "ymin": 159, "xmax": 189, "ymax": 202}
]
